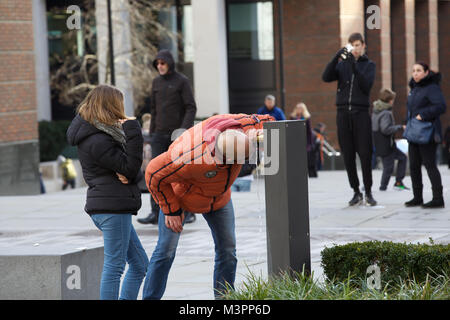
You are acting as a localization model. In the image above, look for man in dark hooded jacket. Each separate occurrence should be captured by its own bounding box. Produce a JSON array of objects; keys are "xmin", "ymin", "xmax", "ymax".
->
[{"xmin": 138, "ymin": 49, "xmax": 197, "ymax": 225}]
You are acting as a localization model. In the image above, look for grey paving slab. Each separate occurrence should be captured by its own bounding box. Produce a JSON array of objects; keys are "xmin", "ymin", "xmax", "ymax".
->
[{"xmin": 0, "ymin": 166, "xmax": 448, "ymax": 299}]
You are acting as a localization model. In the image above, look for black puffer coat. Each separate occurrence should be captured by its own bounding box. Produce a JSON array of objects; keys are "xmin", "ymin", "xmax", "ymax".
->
[
  {"xmin": 407, "ymin": 71, "xmax": 447, "ymax": 143},
  {"xmin": 322, "ymin": 53, "xmax": 376, "ymax": 110},
  {"xmin": 67, "ymin": 115, "xmax": 143, "ymax": 215}
]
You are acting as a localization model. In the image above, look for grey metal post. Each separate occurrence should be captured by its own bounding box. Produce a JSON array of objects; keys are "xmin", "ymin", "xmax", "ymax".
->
[{"xmin": 263, "ymin": 120, "xmax": 311, "ymax": 276}]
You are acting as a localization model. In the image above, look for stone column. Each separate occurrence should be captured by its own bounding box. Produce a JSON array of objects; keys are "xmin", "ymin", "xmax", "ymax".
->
[
  {"xmin": 428, "ymin": 0, "xmax": 438, "ymax": 71},
  {"xmin": 32, "ymin": 0, "xmax": 51, "ymax": 121},
  {"xmin": 379, "ymin": 0, "xmax": 392, "ymax": 90},
  {"xmin": 405, "ymin": 0, "xmax": 415, "ymax": 87},
  {"xmin": 192, "ymin": 0, "xmax": 229, "ymax": 117},
  {"xmin": 339, "ymin": 0, "xmax": 365, "ymax": 46},
  {"xmin": 95, "ymin": 0, "xmax": 134, "ymax": 116}
]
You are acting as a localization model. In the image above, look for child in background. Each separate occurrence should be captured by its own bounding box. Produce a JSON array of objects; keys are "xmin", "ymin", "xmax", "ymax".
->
[
  {"xmin": 371, "ymin": 89, "xmax": 409, "ymax": 191},
  {"xmin": 57, "ymin": 155, "xmax": 77, "ymax": 190}
]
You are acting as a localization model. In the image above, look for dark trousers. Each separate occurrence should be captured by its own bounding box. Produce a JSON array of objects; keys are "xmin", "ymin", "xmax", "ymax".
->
[
  {"xmin": 337, "ymin": 110, "xmax": 373, "ymax": 193},
  {"xmin": 408, "ymin": 142, "xmax": 443, "ymax": 199},
  {"xmin": 149, "ymin": 132, "xmax": 173, "ymax": 214},
  {"xmin": 380, "ymin": 148, "xmax": 407, "ymax": 188}
]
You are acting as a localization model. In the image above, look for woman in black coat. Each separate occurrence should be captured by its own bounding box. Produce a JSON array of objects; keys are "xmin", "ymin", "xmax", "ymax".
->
[
  {"xmin": 404, "ymin": 62, "xmax": 446, "ymax": 208},
  {"xmin": 67, "ymin": 85, "xmax": 148, "ymax": 299}
]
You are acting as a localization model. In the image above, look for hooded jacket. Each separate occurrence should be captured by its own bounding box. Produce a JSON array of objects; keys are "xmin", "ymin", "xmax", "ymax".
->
[
  {"xmin": 371, "ymin": 100, "xmax": 402, "ymax": 157},
  {"xmin": 371, "ymin": 100, "xmax": 402, "ymax": 135},
  {"xmin": 406, "ymin": 71, "xmax": 447, "ymax": 143},
  {"xmin": 145, "ymin": 114, "xmax": 274, "ymax": 216},
  {"xmin": 322, "ymin": 53, "xmax": 376, "ymax": 111},
  {"xmin": 67, "ymin": 115, "xmax": 143, "ymax": 215},
  {"xmin": 150, "ymin": 49, "xmax": 197, "ymax": 135}
]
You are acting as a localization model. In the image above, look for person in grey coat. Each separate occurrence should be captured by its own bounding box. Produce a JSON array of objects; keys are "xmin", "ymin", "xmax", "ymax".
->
[{"xmin": 371, "ymin": 89, "xmax": 408, "ymax": 191}]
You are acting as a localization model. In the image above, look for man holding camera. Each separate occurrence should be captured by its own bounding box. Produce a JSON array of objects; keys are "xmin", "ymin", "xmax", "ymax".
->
[{"xmin": 322, "ymin": 32, "xmax": 377, "ymax": 206}]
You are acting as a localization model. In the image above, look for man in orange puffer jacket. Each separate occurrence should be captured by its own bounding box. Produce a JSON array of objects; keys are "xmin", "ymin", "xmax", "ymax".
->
[{"xmin": 142, "ymin": 113, "xmax": 274, "ymax": 299}]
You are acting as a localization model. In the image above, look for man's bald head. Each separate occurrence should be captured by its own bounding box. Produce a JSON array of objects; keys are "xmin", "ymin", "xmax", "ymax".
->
[{"xmin": 216, "ymin": 129, "xmax": 250, "ymax": 164}]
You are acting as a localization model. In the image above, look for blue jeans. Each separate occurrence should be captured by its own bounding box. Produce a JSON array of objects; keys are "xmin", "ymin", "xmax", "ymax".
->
[
  {"xmin": 142, "ymin": 200, "xmax": 237, "ymax": 300},
  {"xmin": 91, "ymin": 214, "xmax": 149, "ymax": 300},
  {"xmin": 231, "ymin": 178, "xmax": 252, "ymax": 192}
]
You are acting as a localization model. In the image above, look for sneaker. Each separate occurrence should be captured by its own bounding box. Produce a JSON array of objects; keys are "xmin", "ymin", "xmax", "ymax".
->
[
  {"xmin": 365, "ymin": 193, "xmax": 377, "ymax": 206},
  {"xmin": 379, "ymin": 186, "xmax": 387, "ymax": 191},
  {"xmin": 405, "ymin": 198, "xmax": 423, "ymax": 207},
  {"xmin": 393, "ymin": 181, "xmax": 410, "ymax": 191},
  {"xmin": 349, "ymin": 192, "xmax": 363, "ymax": 206}
]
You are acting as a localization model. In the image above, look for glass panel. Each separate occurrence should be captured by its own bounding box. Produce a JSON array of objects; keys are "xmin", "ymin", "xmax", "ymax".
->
[{"xmin": 228, "ymin": 1, "xmax": 274, "ymax": 60}]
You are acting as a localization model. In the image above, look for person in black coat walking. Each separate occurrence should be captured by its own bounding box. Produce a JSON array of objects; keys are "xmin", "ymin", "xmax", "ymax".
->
[
  {"xmin": 67, "ymin": 84, "xmax": 149, "ymax": 299},
  {"xmin": 322, "ymin": 32, "xmax": 377, "ymax": 206},
  {"xmin": 404, "ymin": 62, "xmax": 447, "ymax": 208},
  {"xmin": 138, "ymin": 49, "xmax": 197, "ymax": 225}
]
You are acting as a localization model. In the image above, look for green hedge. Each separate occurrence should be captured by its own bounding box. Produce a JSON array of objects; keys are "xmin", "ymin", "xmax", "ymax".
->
[
  {"xmin": 321, "ymin": 240, "xmax": 450, "ymax": 285},
  {"xmin": 38, "ymin": 120, "xmax": 76, "ymax": 162}
]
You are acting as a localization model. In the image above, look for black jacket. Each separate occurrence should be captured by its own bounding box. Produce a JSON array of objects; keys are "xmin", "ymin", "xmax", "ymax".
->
[
  {"xmin": 67, "ymin": 115, "xmax": 143, "ymax": 215},
  {"xmin": 407, "ymin": 71, "xmax": 447, "ymax": 143},
  {"xmin": 322, "ymin": 53, "xmax": 376, "ymax": 111},
  {"xmin": 150, "ymin": 50, "xmax": 197, "ymax": 135}
]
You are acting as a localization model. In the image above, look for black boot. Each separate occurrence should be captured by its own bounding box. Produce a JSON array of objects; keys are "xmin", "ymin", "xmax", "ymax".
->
[
  {"xmin": 184, "ymin": 211, "xmax": 196, "ymax": 224},
  {"xmin": 137, "ymin": 212, "xmax": 159, "ymax": 225},
  {"xmin": 349, "ymin": 192, "xmax": 363, "ymax": 206},
  {"xmin": 405, "ymin": 188, "xmax": 423, "ymax": 207},
  {"xmin": 365, "ymin": 192, "xmax": 377, "ymax": 206},
  {"xmin": 422, "ymin": 198, "xmax": 445, "ymax": 208},
  {"xmin": 422, "ymin": 186, "xmax": 445, "ymax": 208}
]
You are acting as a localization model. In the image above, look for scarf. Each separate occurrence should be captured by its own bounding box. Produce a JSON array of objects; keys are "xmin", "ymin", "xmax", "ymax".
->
[{"xmin": 93, "ymin": 120, "xmax": 126, "ymax": 150}]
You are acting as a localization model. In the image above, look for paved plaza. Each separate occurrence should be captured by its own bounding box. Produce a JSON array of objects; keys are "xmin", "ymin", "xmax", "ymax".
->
[{"xmin": 0, "ymin": 167, "xmax": 449, "ymax": 299}]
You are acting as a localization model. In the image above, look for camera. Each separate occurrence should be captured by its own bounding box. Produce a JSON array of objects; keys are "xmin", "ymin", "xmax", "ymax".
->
[{"xmin": 340, "ymin": 43, "xmax": 354, "ymax": 60}]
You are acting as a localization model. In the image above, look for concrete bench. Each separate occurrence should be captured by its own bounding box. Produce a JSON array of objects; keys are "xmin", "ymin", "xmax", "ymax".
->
[{"xmin": 0, "ymin": 245, "xmax": 103, "ymax": 300}]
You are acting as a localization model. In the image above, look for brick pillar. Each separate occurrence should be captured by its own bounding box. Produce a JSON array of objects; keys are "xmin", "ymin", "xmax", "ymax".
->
[
  {"xmin": 415, "ymin": 0, "xmax": 430, "ymax": 62},
  {"xmin": 428, "ymin": 0, "xmax": 438, "ymax": 71},
  {"xmin": 391, "ymin": 0, "xmax": 408, "ymax": 123},
  {"xmin": 0, "ymin": 0, "xmax": 40, "ymax": 195},
  {"xmin": 438, "ymin": 0, "xmax": 450, "ymax": 132}
]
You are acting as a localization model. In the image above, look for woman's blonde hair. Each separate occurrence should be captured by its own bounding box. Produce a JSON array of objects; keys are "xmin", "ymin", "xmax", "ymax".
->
[
  {"xmin": 290, "ymin": 102, "xmax": 311, "ymax": 120},
  {"xmin": 77, "ymin": 84, "xmax": 127, "ymax": 125}
]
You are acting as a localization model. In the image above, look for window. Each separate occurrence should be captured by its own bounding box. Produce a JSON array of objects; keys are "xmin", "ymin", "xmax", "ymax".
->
[{"xmin": 228, "ymin": 1, "xmax": 274, "ymax": 60}]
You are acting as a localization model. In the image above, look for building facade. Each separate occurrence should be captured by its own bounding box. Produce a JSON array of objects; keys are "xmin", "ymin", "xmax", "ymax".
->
[{"xmin": 0, "ymin": 0, "xmax": 449, "ymax": 195}]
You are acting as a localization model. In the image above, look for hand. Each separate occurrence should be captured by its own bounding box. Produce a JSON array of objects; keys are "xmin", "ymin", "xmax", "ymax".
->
[
  {"xmin": 116, "ymin": 173, "xmax": 129, "ymax": 184},
  {"xmin": 165, "ymin": 212, "xmax": 184, "ymax": 233},
  {"xmin": 336, "ymin": 47, "xmax": 347, "ymax": 59},
  {"xmin": 415, "ymin": 114, "xmax": 423, "ymax": 121},
  {"xmin": 402, "ymin": 125, "xmax": 406, "ymax": 130}
]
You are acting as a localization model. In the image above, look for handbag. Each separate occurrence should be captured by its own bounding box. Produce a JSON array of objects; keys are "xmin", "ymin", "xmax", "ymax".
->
[{"xmin": 403, "ymin": 117, "xmax": 434, "ymax": 144}]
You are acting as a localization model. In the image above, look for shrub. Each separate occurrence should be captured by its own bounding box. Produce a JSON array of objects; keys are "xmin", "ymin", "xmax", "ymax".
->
[
  {"xmin": 38, "ymin": 120, "xmax": 73, "ymax": 162},
  {"xmin": 222, "ymin": 269, "xmax": 450, "ymax": 300},
  {"xmin": 320, "ymin": 240, "xmax": 450, "ymax": 285}
]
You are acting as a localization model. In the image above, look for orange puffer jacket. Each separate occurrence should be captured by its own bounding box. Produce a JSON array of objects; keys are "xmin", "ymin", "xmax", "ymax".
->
[{"xmin": 145, "ymin": 113, "xmax": 274, "ymax": 215}]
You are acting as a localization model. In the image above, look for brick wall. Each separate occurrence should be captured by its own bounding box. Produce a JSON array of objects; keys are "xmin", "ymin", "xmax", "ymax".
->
[
  {"xmin": 0, "ymin": 0, "xmax": 38, "ymax": 144},
  {"xmin": 281, "ymin": 0, "xmax": 341, "ymax": 146},
  {"xmin": 415, "ymin": 0, "xmax": 430, "ymax": 62},
  {"xmin": 438, "ymin": 0, "xmax": 450, "ymax": 133}
]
